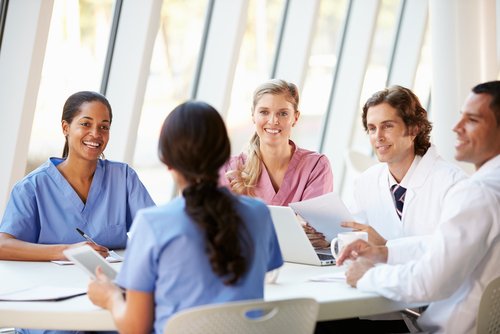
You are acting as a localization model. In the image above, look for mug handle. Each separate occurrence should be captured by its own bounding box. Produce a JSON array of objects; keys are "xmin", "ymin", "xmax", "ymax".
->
[{"xmin": 331, "ymin": 238, "xmax": 343, "ymax": 260}]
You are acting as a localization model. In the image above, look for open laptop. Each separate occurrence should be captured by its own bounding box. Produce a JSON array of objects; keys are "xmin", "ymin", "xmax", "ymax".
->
[{"xmin": 268, "ymin": 205, "xmax": 335, "ymax": 266}]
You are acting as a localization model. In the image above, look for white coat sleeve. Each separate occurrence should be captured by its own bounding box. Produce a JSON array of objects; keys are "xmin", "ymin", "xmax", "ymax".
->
[
  {"xmin": 357, "ymin": 181, "xmax": 499, "ymax": 303},
  {"xmin": 386, "ymin": 235, "xmax": 433, "ymax": 265}
]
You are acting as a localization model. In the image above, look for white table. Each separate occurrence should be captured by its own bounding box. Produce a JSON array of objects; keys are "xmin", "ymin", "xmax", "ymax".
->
[{"xmin": 0, "ymin": 260, "xmax": 423, "ymax": 330}]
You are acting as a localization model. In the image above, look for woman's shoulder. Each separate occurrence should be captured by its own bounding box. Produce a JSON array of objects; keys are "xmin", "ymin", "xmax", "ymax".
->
[
  {"xmin": 224, "ymin": 189, "xmax": 269, "ymax": 217},
  {"xmin": 13, "ymin": 159, "xmax": 56, "ymax": 193},
  {"xmin": 224, "ymin": 152, "xmax": 248, "ymax": 170},
  {"xmin": 293, "ymin": 143, "xmax": 330, "ymax": 164}
]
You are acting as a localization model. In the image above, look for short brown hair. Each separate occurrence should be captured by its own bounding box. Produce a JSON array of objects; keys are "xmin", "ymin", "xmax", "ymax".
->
[{"xmin": 362, "ymin": 85, "xmax": 432, "ymax": 156}]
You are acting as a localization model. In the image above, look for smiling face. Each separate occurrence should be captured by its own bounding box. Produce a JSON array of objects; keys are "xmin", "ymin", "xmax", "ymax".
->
[
  {"xmin": 453, "ymin": 93, "xmax": 500, "ymax": 170},
  {"xmin": 252, "ymin": 93, "xmax": 299, "ymax": 148},
  {"xmin": 62, "ymin": 101, "xmax": 110, "ymax": 162},
  {"xmin": 367, "ymin": 102, "xmax": 416, "ymax": 169}
]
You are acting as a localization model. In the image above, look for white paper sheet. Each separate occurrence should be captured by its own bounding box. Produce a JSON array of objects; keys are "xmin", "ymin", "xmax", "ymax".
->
[
  {"xmin": 0, "ymin": 285, "xmax": 86, "ymax": 301},
  {"xmin": 309, "ymin": 271, "xmax": 347, "ymax": 282},
  {"xmin": 289, "ymin": 191, "xmax": 354, "ymax": 242}
]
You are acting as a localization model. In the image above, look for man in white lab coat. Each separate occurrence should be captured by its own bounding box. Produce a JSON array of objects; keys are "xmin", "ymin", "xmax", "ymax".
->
[
  {"xmin": 337, "ymin": 81, "xmax": 500, "ymax": 334},
  {"xmin": 343, "ymin": 85, "xmax": 467, "ymax": 246}
]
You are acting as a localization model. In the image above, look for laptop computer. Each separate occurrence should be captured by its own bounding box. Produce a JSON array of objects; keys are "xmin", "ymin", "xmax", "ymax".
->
[{"xmin": 268, "ymin": 205, "xmax": 335, "ymax": 266}]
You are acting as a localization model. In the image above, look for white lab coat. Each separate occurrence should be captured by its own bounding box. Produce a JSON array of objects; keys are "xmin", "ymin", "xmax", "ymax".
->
[
  {"xmin": 350, "ymin": 145, "xmax": 468, "ymax": 241},
  {"xmin": 358, "ymin": 153, "xmax": 500, "ymax": 334}
]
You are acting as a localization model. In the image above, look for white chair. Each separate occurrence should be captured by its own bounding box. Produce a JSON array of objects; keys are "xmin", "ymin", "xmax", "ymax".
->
[
  {"xmin": 476, "ymin": 276, "xmax": 500, "ymax": 334},
  {"xmin": 0, "ymin": 329, "xmax": 15, "ymax": 334},
  {"xmin": 163, "ymin": 298, "xmax": 319, "ymax": 334}
]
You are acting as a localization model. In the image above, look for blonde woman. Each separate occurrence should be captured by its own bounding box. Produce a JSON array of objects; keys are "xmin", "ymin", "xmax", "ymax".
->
[{"xmin": 219, "ymin": 79, "xmax": 333, "ymax": 247}]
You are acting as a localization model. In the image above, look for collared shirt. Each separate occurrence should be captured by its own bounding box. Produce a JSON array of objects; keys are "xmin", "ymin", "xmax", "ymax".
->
[
  {"xmin": 350, "ymin": 144, "xmax": 468, "ymax": 240},
  {"xmin": 388, "ymin": 154, "xmax": 422, "ymax": 211},
  {"xmin": 358, "ymin": 153, "xmax": 500, "ymax": 334},
  {"xmin": 219, "ymin": 140, "xmax": 333, "ymax": 206},
  {"xmin": 0, "ymin": 158, "xmax": 155, "ymax": 249},
  {"xmin": 116, "ymin": 189, "xmax": 283, "ymax": 334}
]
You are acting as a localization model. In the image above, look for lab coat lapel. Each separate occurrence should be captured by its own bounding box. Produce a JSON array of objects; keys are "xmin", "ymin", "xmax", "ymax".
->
[
  {"xmin": 379, "ymin": 165, "xmax": 402, "ymax": 227},
  {"xmin": 404, "ymin": 145, "xmax": 439, "ymax": 218}
]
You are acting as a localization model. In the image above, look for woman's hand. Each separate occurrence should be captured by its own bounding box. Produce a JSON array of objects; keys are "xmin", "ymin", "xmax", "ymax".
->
[
  {"xmin": 341, "ymin": 222, "xmax": 387, "ymax": 246},
  {"xmin": 88, "ymin": 266, "xmax": 122, "ymax": 310},
  {"xmin": 64, "ymin": 242, "xmax": 110, "ymax": 259}
]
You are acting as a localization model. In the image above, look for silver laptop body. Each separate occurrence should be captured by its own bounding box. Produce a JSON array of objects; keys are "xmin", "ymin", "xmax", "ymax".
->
[{"xmin": 268, "ymin": 205, "xmax": 335, "ymax": 266}]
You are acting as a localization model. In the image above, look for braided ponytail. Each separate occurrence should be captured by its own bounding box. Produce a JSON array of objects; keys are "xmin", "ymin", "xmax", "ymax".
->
[{"xmin": 159, "ymin": 101, "xmax": 252, "ymax": 285}]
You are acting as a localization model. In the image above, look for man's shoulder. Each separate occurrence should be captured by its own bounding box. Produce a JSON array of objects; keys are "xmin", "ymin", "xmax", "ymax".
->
[
  {"xmin": 428, "ymin": 156, "xmax": 469, "ymax": 181},
  {"xmin": 357, "ymin": 163, "xmax": 386, "ymax": 183}
]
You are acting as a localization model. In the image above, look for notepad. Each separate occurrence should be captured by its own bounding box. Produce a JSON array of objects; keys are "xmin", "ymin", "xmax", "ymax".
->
[{"xmin": 0, "ymin": 285, "xmax": 86, "ymax": 301}]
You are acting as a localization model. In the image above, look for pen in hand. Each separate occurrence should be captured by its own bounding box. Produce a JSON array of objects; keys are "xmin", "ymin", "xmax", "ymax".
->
[
  {"xmin": 76, "ymin": 228, "xmax": 97, "ymax": 245},
  {"xmin": 75, "ymin": 228, "xmax": 123, "ymax": 261}
]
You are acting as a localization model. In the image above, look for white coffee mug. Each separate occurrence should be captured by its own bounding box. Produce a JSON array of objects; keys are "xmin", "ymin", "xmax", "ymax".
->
[{"xmin": 330, "ymin": 231, "xmax": 368, "ymax": 260}]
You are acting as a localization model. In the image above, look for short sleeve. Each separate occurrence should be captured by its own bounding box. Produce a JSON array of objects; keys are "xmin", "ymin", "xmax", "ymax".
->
[
  {"xmin": 115, "ymin": 211, "xmax": 158, "ymax": 292},
  {"xmin": 302, "ymin": 155, "xmax": 334, "ymax": 201},
  {"xmin": 0, "ymin": 186, "xmax": 40, "ymax": 243},
  {"xmin": 264, "ymin": 208, "xmax": 284, "ymax": 271},
  {"xmin": 125, "ymin": 167, "xmax": 156, "ymax": 230}
]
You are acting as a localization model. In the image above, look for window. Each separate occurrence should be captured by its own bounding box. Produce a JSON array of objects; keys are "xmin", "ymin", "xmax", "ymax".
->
[
  {"xmin": 133, "ymin": 0, "xmax": 208, "ymax": 205},
  {"xmin": 27, "ymin": 0, "xmax": 114, "ymax": 174},
  {"xmin": 225, "ymin": 0, "xmax": 285, "ymax": 156}
]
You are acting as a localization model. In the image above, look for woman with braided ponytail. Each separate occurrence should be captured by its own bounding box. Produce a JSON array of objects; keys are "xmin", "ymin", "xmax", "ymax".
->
[
  {"xmin": 220, "ymin": 79, "xmax": 334, "ymax": 247},
  {"xmin": 87, "ymin": 101, "xmax": 283, "ymax": 334}
]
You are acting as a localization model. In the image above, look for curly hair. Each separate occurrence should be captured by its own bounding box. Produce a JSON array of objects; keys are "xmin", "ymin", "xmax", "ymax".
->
[{"xmin": 362, "ymin": 85, "xmax": 432, "ymax": 156}]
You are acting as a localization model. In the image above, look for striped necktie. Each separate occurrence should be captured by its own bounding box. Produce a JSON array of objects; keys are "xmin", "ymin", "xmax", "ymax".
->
[{"xmin": 392, "ymin": 185, "xmax": 407, "ymax": 220}]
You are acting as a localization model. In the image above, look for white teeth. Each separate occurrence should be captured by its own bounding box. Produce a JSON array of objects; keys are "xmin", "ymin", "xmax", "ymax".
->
[
  {"xmin": 265, "ymin": 129, "xmax": 280, "ymax": 134},
  {"xmin": 456, "ymin": 139, "xmax": 466, "ymax": 144},
  {"xmin": 83, "ymin": 141, "xmax": 100, "ymax": 147}
]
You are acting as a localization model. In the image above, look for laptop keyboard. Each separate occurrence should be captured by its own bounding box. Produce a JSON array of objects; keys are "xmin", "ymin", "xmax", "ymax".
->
[{"xmin": 317, "ymin": 253, "xmax": 335, "ymax": 260}]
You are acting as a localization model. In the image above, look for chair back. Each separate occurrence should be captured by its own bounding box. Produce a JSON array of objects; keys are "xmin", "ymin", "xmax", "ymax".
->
[
  {"xmin": 163, "ymin": 298, "xmax": 319, "ymax": 334},
  {"xmin": 476, "ymin": 276, "xmax": 500, "ymax": 334}
]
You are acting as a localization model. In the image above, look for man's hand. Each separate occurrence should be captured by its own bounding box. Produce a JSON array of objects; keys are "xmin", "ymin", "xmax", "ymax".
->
[
  {"xmin": 346, "ymin": 257, "xmax": 375, "ymax": 287},
  {"xmin": 336, "ymin": 239, "xmax": 388, "ymax": 266},
  {"xmin": 341, "ymin": 222, "xmax": 387, "ymax": 246}
]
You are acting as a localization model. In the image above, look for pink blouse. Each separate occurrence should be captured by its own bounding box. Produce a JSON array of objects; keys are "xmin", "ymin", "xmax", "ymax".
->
[{"xmin": 219, "ymin": 141, "xmax": 333, "ymax": 206}]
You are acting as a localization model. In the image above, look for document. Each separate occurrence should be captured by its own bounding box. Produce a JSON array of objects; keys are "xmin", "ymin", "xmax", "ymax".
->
[
  {"xmin": 289, "ymin": 191, "xmax": 354, "ymax": 242},
  {"xmin": 0, "ymin": 285, "xmax": 86, "ymax": 301},
  {"xmin": 309, "ymin": 271, "xmax": 347, "ymax": 282}
]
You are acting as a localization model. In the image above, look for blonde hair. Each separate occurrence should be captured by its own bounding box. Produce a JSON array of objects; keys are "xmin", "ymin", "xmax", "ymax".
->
[{"xmin": 226, "ymin": 79, "xmax": 299, "ymax": 196}]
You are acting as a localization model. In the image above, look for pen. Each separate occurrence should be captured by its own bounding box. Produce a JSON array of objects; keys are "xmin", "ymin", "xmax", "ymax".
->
[
  {"xmin": 76, "ymin": 228, "xmax": 97, "ymax": 245},
  {"xmin": 76, "ymin": 228, "xmax": 124, "ymax": 261}
]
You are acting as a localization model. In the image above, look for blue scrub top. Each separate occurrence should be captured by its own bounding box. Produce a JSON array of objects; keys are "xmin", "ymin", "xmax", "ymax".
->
[
  {"xmin": 0, "ymin": 158, "xmax": 155, "ymax": 249},
  {"xmin": 116, "ymin": 189, "xmax": 283, "ymax": 334}
]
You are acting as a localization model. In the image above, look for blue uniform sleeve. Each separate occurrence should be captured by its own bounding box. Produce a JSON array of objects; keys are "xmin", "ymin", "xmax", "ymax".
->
[
  {"xmin": 125, "ymin": 167, "xmax": 156, "ymax": 231},
  {"xmin": 0, "ymin": 185, "xmax": 41, "ymax": 243},
  {"xmin": 264, "ymin": 207, "xmax": 284, "ymax": 271},
  {"xmin": 115, "ymin": 211, "xmax": 158, "ymax": 292}
]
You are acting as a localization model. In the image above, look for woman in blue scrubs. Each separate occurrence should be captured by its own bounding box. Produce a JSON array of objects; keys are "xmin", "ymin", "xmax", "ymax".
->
[
  {"xmin": 87, "ymin": 101, "xmax": 283, "ymax": 334},
  {"xmin": 0, "ymin": 91, "xmax": 155, "ymax": 262}
]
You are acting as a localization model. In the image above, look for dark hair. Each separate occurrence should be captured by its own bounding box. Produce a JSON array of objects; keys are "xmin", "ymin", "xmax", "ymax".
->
[
  {"xmin": 472, "ymin": 81, "xmax": 500, "ymax": 126},
  {"xmin": 159, "ymin": 101, "xmax": 251, "ymax": 285},
  {"xmin": 362, "ymin": 85, "xmax": 432, "ymax": 156},
  {"xmin": 61, "ymin": 91, "xmax": 112, "ymax": 158}
]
